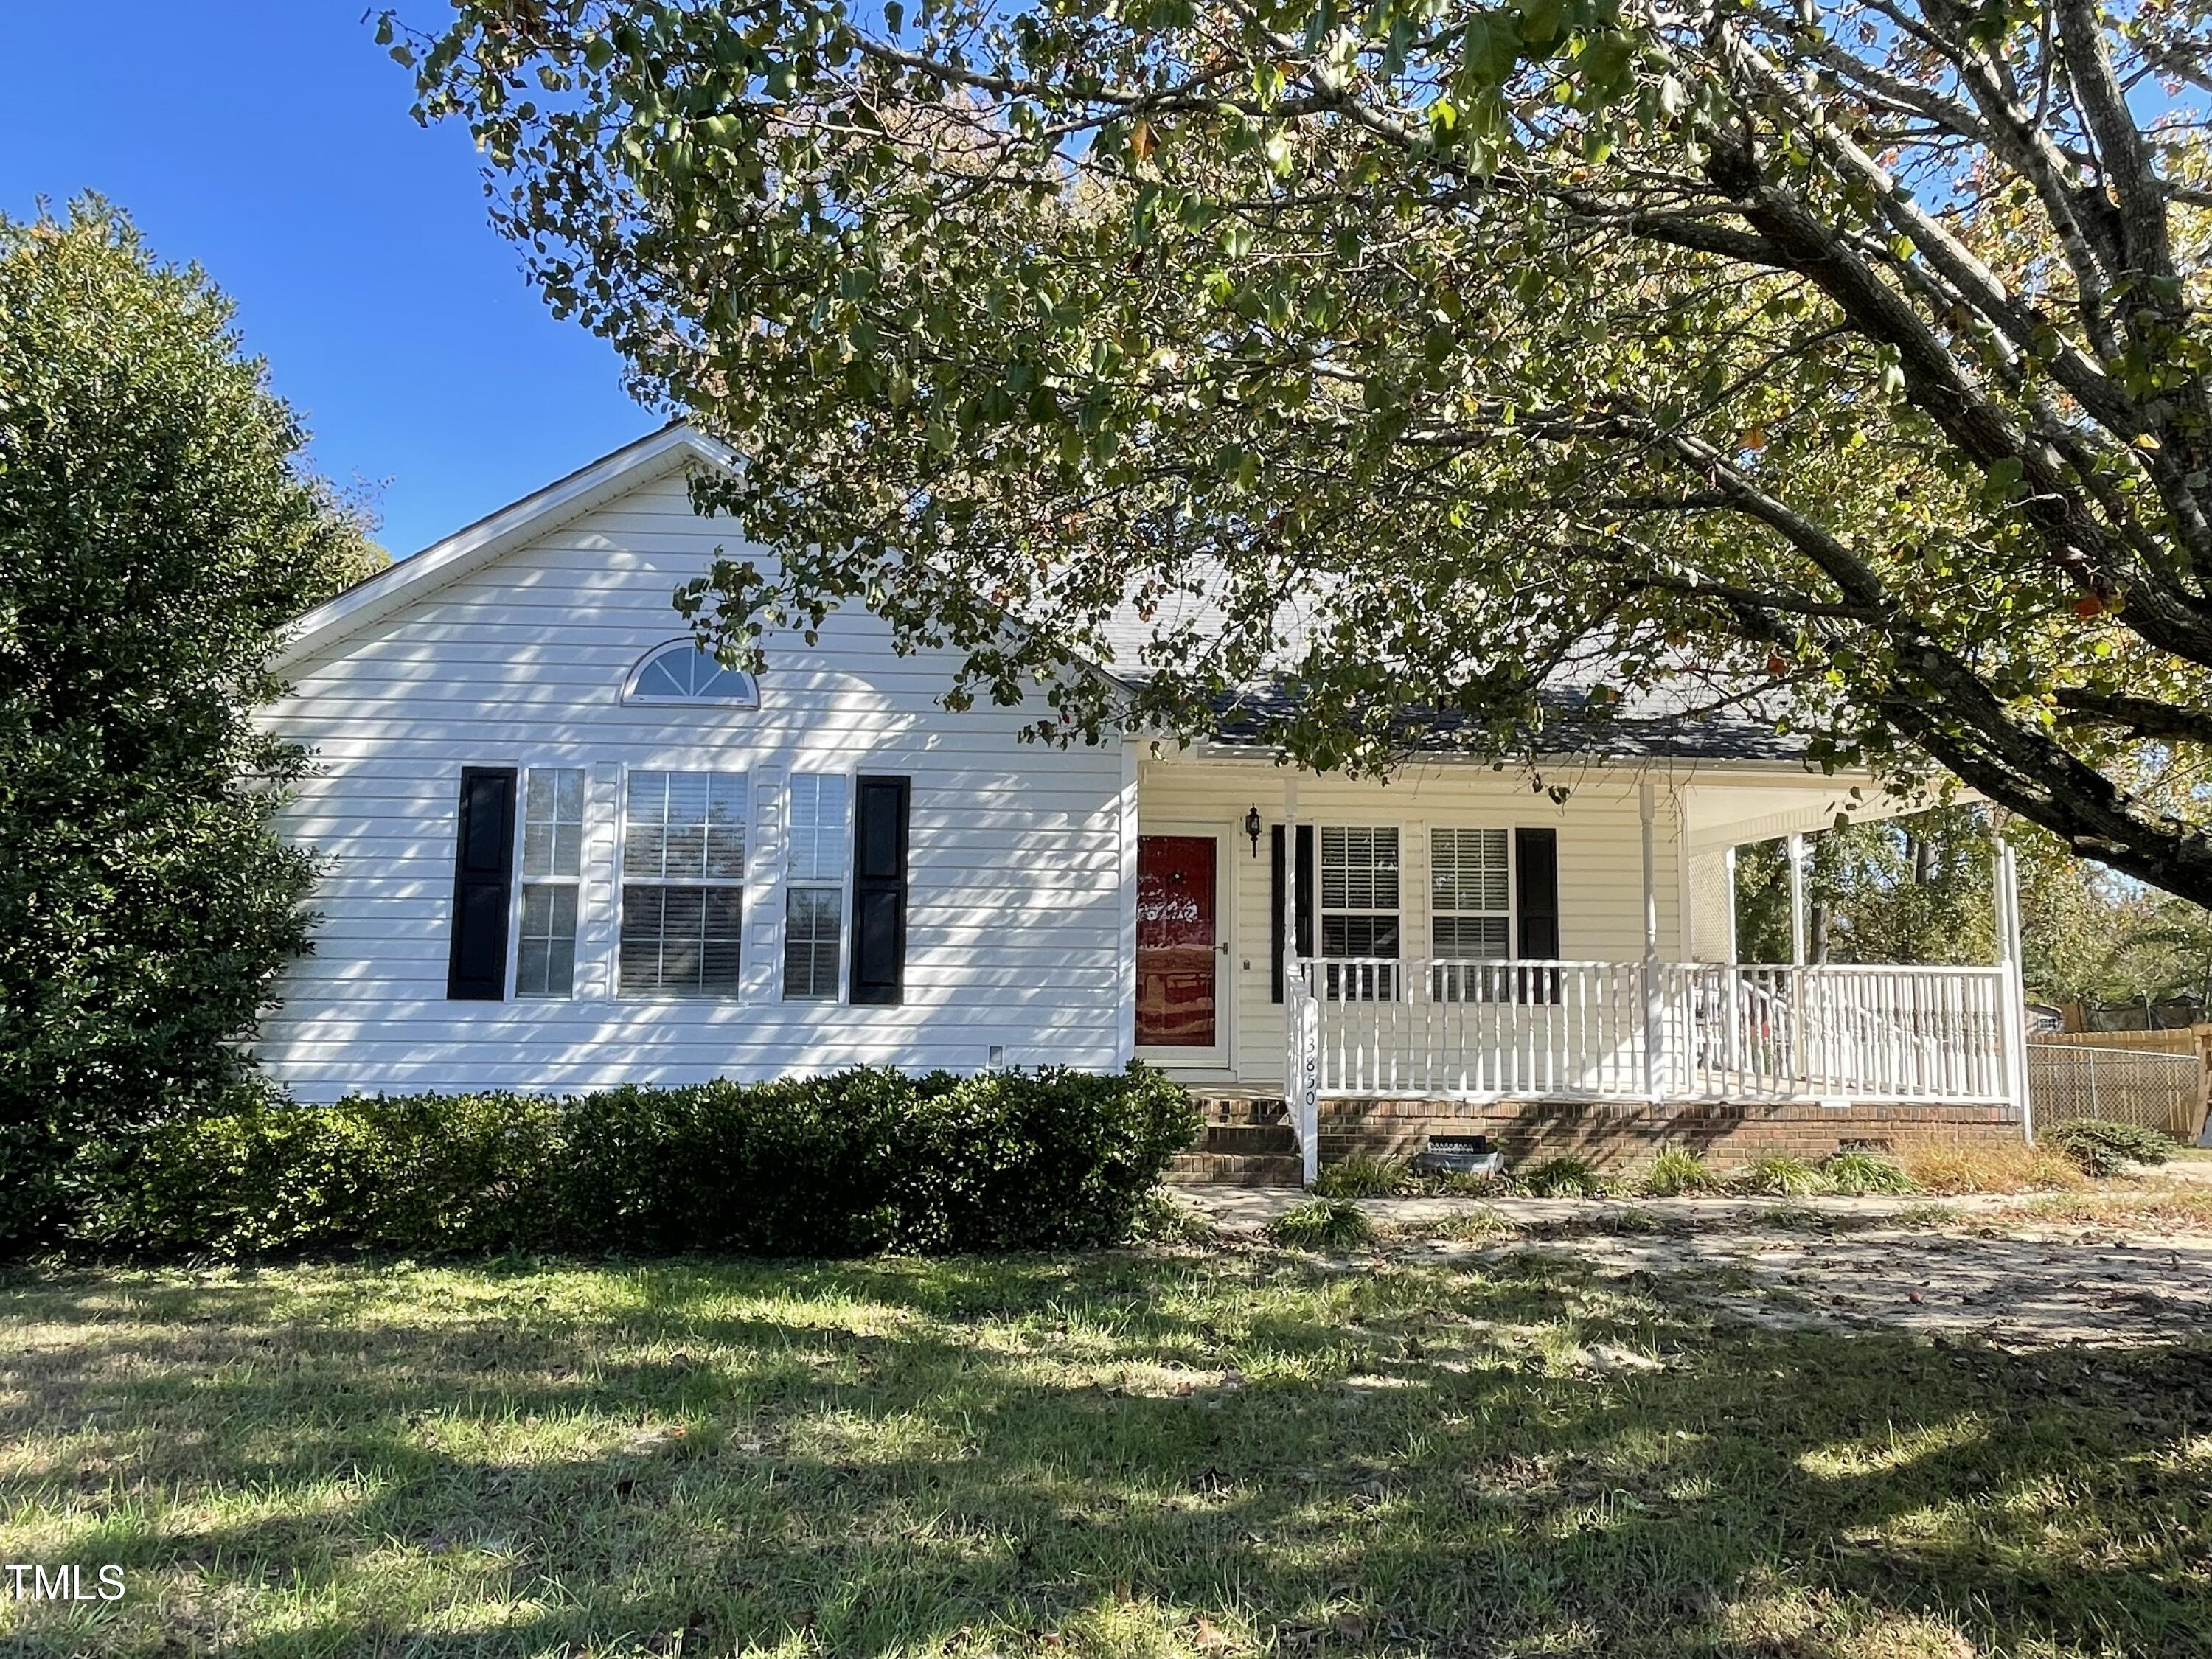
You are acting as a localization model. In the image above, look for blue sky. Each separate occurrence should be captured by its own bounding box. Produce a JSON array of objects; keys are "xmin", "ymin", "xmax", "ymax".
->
[{"xmin": 0, "ymin": 3, "xmax": 656, "ymax": 557}]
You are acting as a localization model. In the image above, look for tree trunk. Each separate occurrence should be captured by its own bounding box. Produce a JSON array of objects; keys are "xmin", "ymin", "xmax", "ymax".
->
[{"xmin": 1911, "ymin": 834, "xmax": 1937, "ymax": 884}]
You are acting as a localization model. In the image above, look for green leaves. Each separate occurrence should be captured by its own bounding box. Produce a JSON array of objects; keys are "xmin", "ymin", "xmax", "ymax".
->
[
  {"xmin": 1, "ymin": 200, "xmax": 351, "ymax": 1247},
  {"xmin": 396, "ymin": 0, "xmax": 2212, "ymax": 905},
  {"xmin": 79, "ymin": 1065, "xmax": 1199, "ymax": 1258},
  {"xmin": 1514, "ymin": 0, "xmax": 1567, "ymax": 47},
  {"xmin": 1459, "ymin": 14, "xmax": 1523, "ymax": 86},
  {"xmin": 1983, "ymin": 456, "xmax": 2025, "ymax": 504},
  {"xmin": 1576, "ymin": 29, "xmax": 1634, "ymax": 97}
]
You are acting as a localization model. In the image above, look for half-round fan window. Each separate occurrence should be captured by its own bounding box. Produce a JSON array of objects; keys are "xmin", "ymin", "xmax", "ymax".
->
[{"xmin": 622, "ymin": 641, "xmax": 759, "ymax": 706}]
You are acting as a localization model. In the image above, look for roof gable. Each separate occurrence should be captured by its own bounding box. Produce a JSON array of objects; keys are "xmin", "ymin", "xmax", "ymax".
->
[{"xmin": 276, "ymin": 424, "xmax": 736, "ymax": 673}]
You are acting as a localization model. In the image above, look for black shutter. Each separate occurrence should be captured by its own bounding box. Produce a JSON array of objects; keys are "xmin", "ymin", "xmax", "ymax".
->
[
  {"xmin": 447, "ymin": 766, "xmax": 517, "ymax": 1001},
  {"xmin": 1514, "ymin": 826, "xmax": 1561, "ymax": 1004},
  {"xmin": 850, "ymin": 773, "xmax": 910, "ymax": 1005},
  {"xmin": 1514, "ymin": 827, "xmax": 1559, "ymax": 957},
  {"xmin": 1268, "ymin": 824, "xmax": 1318, "ymax": 1003},
  {"xmin": 1270, "ymin": 827, "xmax": 1284, "ymax": 1003}
]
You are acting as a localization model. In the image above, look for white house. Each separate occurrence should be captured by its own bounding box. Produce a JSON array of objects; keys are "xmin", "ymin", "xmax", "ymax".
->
[{"xmin": 260, "ymin": 426, "xmax": 2031, "ymax": 1177}]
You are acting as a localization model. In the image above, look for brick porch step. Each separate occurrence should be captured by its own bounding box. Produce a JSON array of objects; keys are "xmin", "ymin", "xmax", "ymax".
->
[
  {"xmin": 1197, "ymin": 1122, "xmax": 1297, "ymax": 1156},
  {"xmin": 1170, "ymin": 1107, "xmax": 1300, "ymax": 1183},
  {"xmin": 1166, "ymin": 1151, "xmax": 1304, "ymax": 1187}
]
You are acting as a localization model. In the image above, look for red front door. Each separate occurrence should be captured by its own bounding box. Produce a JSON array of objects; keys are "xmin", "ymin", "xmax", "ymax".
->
[{"xmin": 1136, "ymin": 835, "xmax": 1219, "ymax": 1048}]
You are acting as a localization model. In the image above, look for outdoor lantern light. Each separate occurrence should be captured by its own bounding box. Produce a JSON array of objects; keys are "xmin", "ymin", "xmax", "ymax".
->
[{"xmin": 1244, "ymin": 805, "xmax": 1263, "ymax": 856}]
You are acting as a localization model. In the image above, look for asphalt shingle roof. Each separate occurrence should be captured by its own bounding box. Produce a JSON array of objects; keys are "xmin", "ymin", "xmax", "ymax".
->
[{"xmin": 1194, "ymin": 679, "xmax": 1810, "ymax": 762}]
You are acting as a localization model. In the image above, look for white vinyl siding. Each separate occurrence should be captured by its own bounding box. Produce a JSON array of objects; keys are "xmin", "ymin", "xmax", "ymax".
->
[
  {"xmin": 252, "ymin": 462, "xmax": 1132, "ymax": 1097},
  {"xmin": 517, "ymin": 765, "xmax": 585, "ymax": 995},
  {"xmin": 620, "ymin": 770, "xmax": 748, "ymax": 995},
  {"xmin": 783, "ymin": 774, "xmax": 849, "ymax": 1001}
]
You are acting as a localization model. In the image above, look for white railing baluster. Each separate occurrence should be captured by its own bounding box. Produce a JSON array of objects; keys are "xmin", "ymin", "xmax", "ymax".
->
[{"xmin": 1295, "ymin": 957, "xmax": 2014, "ymax": 1110}]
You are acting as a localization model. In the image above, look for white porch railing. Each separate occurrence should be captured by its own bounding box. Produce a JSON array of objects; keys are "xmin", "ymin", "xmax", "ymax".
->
[{"xmin": 1286, "ymin": 957, "xmax": 2014, "ymax": 1105}]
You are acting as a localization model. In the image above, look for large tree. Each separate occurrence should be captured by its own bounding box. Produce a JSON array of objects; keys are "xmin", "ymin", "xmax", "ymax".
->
[
  {"xmin": 1730, "ymin": 803, "xmax": 2147, "ymax": 1002},
  {"xmin": 400, "ymin": 0, "xmax": 2212, "ymax": 895},
  {"xmin": 1736, "ymin": 806, "xmax": 2000, "ymax": 966},
  {"xmin": 0, "ymin": 201, "xmax": 383, "ymax": 1248}
]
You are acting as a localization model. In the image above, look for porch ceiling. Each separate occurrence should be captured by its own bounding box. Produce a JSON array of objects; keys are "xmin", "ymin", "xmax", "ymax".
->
[{"xmin": 1678, "ymin": 776, "xmax": 1944, "ymax": 853}]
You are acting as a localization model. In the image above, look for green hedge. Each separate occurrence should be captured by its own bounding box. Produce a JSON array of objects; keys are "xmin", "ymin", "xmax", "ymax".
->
[{"xmin": 74, "ymin": 1065, "xmax": 1199, "ymax": 1260}]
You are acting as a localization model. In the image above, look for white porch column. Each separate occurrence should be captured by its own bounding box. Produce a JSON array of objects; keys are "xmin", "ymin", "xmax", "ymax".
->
[
  {"xmin": 1282, "ymin": 771, "xmax": 1298, "ymax": 985},
  {"xmin": 1994, "ymin": 839, "xmax": 2034, "ymax": 1143},
  {"xmin": 1787, "ymin": 831, "xmax": 1808, "ymax": 965},
  {"xmin": 1114, "ymin": 740, "xmax": 1139, "ymax": 1065},
  {"xmin": 1282, "ymin": 769, "xmax": 1318, "ymax": 1186},
  {"xmin": 1722, "ymin": 844, "xmax": 1739, "ymax": 962},
  {"xmin": 1640, "ymin": 779, "xmax": 1665, "ymax": 1098}
]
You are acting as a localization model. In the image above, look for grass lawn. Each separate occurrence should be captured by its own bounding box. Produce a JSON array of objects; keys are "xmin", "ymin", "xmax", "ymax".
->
[{"xmin": 4, "ymin": 1240, "xmax": 2209, "ymax": 1658}]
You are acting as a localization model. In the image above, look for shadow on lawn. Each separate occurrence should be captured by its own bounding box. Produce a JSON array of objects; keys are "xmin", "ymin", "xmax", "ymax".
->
[{"xmin": 2, "ymin": 1250, "xmax": 2209, "ymax": 1658}]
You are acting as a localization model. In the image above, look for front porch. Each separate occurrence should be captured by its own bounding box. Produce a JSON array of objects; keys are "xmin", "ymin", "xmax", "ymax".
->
[{"xmin": 1138, "ymin": 751, "xmax": 2032, "ymax": 1186}]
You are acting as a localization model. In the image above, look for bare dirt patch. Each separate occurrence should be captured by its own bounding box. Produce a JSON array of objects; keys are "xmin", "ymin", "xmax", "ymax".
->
[
  {"xmin": 1509, "ymin": 1217, "xmax": 2212, "ymax": 1346},
  {"xmin": 1191, "ymin": 1187, "xmax": 2212, "ymax": 1348}
]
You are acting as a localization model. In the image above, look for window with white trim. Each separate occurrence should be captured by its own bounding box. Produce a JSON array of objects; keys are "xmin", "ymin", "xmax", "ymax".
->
[
  {"xmin": 623, "ymin": 641, "xmax": 759, "ymax": 705},
  {"xmin": 1430, "ymin": 827, "xmax": 1514, "ymax": 1001},
  {"xmin": 620, "ymin": 770, "xmax": 747, "ymax": 995},
  {"xmin": 784, "ymin": 773, "xmax": 849, "ymax": 1001},
  {"xmin": 516, "ymin": 766, "xmax": 585, "ymax": 996},
  {"xmin": 1320, "ymin": 825, "xmax": 1399, "ymax": 999},
  {"xmin": 1430, "ymin": 829, "xmax": 1512, "ymax": 959}
]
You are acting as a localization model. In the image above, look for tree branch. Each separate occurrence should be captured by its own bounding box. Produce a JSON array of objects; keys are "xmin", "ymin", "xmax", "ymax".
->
[{"xmin": 2052, "ymin": 686, "xmax": 2212, "ymax": 745}]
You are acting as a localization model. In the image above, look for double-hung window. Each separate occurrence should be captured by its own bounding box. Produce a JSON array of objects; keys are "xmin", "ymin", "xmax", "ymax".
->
[
  {"xmin": 1320, "ymin": 826, "xmax": 1400, "ymax": 1000},
  {"xmin": 516, "ymin": 766, "xmax": 585, "ymax": 996},
  {"xmin": 620, "ymin": 770, "xmax": 747, "ymax": 995},
  {"xmin": 784, "ymin": 774, "xmax": 849, "ymax": 1000},
  {"xmin": 1430, "ymin": 827, "xmax": 1512, "ymax": 1001}
]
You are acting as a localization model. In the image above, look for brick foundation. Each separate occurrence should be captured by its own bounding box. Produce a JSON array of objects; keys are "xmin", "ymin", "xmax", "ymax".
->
[{"xmin": 1312, "ymin": 1096, "xmax": 2023, "ymax": 1171}]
